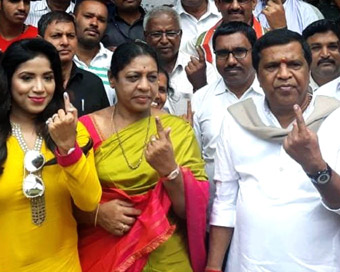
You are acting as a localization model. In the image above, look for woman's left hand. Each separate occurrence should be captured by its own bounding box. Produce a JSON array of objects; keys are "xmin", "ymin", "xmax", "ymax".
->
[
  {"xmin": 47, "ymin": 92, "xmax": 78, "ymax": 155},
  {"xmin": 145, "ymin": 116, "xmax": 177, "ymax": 177}
]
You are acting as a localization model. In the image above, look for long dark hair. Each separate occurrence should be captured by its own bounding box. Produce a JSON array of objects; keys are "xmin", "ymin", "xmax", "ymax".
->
[{"xmin": 0, "ymin": 38, "xmax": 64, "ymax": 174}]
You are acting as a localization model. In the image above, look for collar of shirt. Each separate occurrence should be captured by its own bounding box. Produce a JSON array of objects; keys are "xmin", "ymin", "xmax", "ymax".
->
[
  {"xmin": 309, "ymin": 74, "xmax": 319, "ymax": 92},
  {"xmin": 175, "ymin": 0, "xmax": 220, "ymax": 19},
  {"xmin": 216, "ymin": 76, "xmax": 263, "ymax": 97},
  {"xmin": 31, "ymin": 0, "xmax": 74, "ymax": 12},
  {"xmin": 171, "ymin": 50, "xmax": 190, "ymax": 75},
  {"xmin": 258, "ymin": 91, "xmax": 315, "ymax": 128}
]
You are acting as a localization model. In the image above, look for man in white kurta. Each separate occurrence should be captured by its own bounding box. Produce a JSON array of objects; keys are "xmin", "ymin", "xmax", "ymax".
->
[
  {"xmin": 206, "ymin": 28, "xmax": 340, "ymax": 272},
  {"xmin": 192, "ymin": 22, "xmax": 264, "ymax": 210}
]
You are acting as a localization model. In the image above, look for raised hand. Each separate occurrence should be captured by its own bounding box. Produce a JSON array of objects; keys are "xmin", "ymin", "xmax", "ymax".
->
[
  {"xmin": 180, "ymin": 100, "xmax": 194, "ymax": 126},
  {"xmin": 97, "ymin": 199, "xmax": 141, "ymax": 236},
  {"xmin": 283, "ymin": 104, "xmax": 326, "ymax": 174},
  {"xmin": 145, "ymin": 116, "xmax": 177, "ymax": 177},
  {"xmin": 262, "ymin": 0, "xmax": 287, "ymax": 30},
  {"xmin": 47, "ymin": 92, "xmax": 78, "ymax": 155},
  {"xmin": 185, "ymin": 46, "xmax": 208, "ymax": 91}
]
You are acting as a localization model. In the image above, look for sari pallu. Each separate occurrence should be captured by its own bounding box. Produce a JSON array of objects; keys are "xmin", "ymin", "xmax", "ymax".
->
[{"xmin": 79, "ymin": 114, "xmax": 209, "ymax": 272}]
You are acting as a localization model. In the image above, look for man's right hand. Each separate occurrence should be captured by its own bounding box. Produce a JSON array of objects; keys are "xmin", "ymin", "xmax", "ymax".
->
[{"xmin": 262, "ymin": 0, "xmax": 287, "ymax": 30}]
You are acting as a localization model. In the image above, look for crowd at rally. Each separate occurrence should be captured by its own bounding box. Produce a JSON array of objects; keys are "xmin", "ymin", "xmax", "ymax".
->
[{"xmin": 1, "ymin": 0, "xmax": 340, "ymax": 271}]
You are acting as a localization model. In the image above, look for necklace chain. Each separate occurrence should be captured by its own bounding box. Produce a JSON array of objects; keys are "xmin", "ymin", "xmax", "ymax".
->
[
  {"xmin": 11, "ymin": 122, "xmax": 43, "ymax": 153},
  {"xmin": 111, "ymin": 109, "xmax": 151, "ymax": 170}
]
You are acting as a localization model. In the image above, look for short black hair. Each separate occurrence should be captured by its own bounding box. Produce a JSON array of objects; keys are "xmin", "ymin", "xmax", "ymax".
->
[
  {"xmin": 252, "ymin": 29, "xmax": 312, "ymax": 72},
  {"xmin": 302, "ymin": 19, "xmax": 340, "ymax": 41},
  {"xmin": 38, "ymin": 11, "xmax": 76, "ymax": 37},
  {"xmin": 213, "ymin": 21, "xmax": 257, "ymax": 51},
  {"xmin": 74, "ymin": 0, "xmax": 107, "ymax": 16}
]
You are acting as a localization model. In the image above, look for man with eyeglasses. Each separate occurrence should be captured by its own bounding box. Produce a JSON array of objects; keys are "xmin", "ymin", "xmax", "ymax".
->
[
  {"xmin": 206, "ymin": 28, "xmax": 340, "ymax": 272},
  {"xmin": 302, "ymin": 19, "xmax": 340, "ymax": 91},
  {"xmin": 144, "ymin": 6, "xmax": 218, "ymax": 116},
  {"xmin": 192, "ymin": 21, "xmax": 263, "ymax": 217}
]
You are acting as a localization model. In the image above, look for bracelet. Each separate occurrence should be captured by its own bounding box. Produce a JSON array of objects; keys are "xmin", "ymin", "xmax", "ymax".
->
[
  {"xmin": 205, "ymin": 269, "xmax": 222, "ymax": 272},
  {"xmin": 94, "ymin": 204, "xmax": 100, "ymax": 227}
]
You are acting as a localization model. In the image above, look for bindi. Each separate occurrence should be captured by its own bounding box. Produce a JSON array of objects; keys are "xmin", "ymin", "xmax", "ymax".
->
[{"xmin": 280, "ymin": 57, "xmax": 287, "ymax": 64}]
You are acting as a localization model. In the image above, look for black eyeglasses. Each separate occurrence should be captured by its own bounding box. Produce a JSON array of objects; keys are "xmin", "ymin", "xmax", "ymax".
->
[
  {"xmin": 214, "ymin": 48, "xmax": 251, "ymax": 60},
  {"xmin": 146, "ymin": 30, "xmax": 182, "ymax": 40},
  {"xmin": 219, "ymin": 0, "xmax": 252, "ymax": 4}
]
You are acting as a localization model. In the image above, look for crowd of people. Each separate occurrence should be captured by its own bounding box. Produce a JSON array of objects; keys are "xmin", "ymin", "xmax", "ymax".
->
[{"xmin": 1, "ymin": 0, "xmax": 340, "ymax": 272}]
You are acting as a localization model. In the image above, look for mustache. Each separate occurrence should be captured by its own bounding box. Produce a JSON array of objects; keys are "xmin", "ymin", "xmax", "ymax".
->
[
  {"xmin": 224, "ymin": 66, "xmax": 243, "ymax": 72},
  {"xmin": 228, "ymin": 10, "xmax": 244, "ymax": 15},
  {"xmin": 317, "ymin": 58, "xmax": 335, "ymax": 66},
  {"xmin": 85, "ymin": 27, "xmax": 99, "ymax": 34}
]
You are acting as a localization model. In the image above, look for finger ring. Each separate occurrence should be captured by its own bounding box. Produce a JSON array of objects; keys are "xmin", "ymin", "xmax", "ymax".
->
[
  {"xmin": 150, "ymin": 135, "xmax": 157, "ymax": 142},
  {"xmin": 52, "ymin": 113, "xmax": 58, "ymax": 121}
]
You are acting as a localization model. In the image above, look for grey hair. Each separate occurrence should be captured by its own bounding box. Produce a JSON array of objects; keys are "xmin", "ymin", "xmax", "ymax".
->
[{"xmin": 143, "ymin": 6, "xmax": 181, "ymax": 30}]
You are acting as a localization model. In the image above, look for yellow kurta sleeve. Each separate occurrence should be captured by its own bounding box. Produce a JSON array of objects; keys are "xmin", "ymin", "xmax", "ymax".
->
[
  {"xmin": 57, "ymin": 122, "xmax": 102, "ymax": 211},
  {"xmin": 0, "ymin": 121, "xmax": 101, "ymax": 272}
]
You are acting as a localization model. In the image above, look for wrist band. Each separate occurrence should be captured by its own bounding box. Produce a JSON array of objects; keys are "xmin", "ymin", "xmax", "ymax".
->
[{"xmin": 94, "ymin": 204, "xmax": 100, "ymax": 227}]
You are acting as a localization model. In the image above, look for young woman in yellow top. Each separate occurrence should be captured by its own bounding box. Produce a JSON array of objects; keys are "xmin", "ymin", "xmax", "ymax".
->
[{"xmin": 0, "ymin": 39, "xmax": 101, "ymax": 272}]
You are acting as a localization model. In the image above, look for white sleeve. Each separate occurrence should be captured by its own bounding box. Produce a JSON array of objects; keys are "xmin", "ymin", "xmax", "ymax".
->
[{"xmin": 210, "ymin": 115, "xmax": 240, "ymax": 227}]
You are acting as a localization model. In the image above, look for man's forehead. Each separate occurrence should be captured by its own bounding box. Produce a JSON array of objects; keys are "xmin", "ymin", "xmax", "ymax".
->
[
  {"xmin": 215, "ymin": 32, "xmax": 250, "ymax": 48},
  {"xmin": 47, "ymin": 21, "xmax": 75, "ymax": 32},
  {"xmin": 146, "ymin": 14, "xmax": 179, "ymax": 30},
  {"xmin": 307, "ymin": 30, "xmax": 339, "ymax": 43},
  {"xmin": 260, "ymin": 42, "xmax": 305, "ymax": 62}
]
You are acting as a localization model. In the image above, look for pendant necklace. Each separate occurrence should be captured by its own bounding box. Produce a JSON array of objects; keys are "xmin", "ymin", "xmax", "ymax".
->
[
  {"xmin": 11, "ymin": 122, "xmax": 46, "ymax": 226},
  {"xmin": 111, "ymin": 109, "xmax": 151, "ymax": 170}
]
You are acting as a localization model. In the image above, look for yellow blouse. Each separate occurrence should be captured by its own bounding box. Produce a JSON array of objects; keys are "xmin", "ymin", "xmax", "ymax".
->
[{"xmin": 0, "ymin": 122, "xmax": 101, "ymax": 272}]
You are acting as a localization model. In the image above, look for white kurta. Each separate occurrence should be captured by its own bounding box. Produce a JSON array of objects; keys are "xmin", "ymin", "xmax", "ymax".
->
[
  {"xmin": 165, "ymin": 50, "xmax": 219, "ymax": 115},
  {"xmin": 254, "ymin": 0, "xmax": 324, "ymax": 34},
  {"xmin": 174, "ymin": 0, "xmax": 221, "ymax": 51},
  {"xmin": 212, "ymin": 96, "xmax": 340, "ymax": 272},
  {"xmin": 316, "ymin": 76, "xmax": 340, "ymax": 100}
]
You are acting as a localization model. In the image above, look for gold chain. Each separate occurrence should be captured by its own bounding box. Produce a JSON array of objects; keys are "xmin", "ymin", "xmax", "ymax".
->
[{"xmin": 112, "ymin": 108, "xmax": 151, "ymax": 170}]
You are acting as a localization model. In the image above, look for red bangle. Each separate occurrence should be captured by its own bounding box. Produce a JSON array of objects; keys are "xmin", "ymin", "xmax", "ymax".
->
[{"xmin": 205, "ymin": 269, "xmax": 222, "ymax": 272}]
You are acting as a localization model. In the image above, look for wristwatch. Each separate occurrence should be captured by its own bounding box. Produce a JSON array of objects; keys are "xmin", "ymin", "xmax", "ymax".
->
[
  {"xmin": 306, "ymin": 164, "xmax": 332, "ymax": 185},
  {"xmin": 165, "ymin": 166, "xmax": 180, "ymax": 181}
]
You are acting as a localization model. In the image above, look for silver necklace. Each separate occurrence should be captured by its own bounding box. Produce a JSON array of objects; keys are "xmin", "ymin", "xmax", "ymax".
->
[{"xmin": 11, "ymin": 122, "xmax": 46, "ymax": 226}]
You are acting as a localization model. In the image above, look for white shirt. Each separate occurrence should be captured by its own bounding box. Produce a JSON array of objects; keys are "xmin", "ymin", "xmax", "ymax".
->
[
  {"xmin": 174, "ymin": 0, "xmax": 221, "ymax": 51},
  {"xmin": 165, "ymin": 50, "xmax": 219, "ymax": 115},
  {"xmin": 26, "ymin": 0, "xmax": 75, "ymax": 27},
  {"xmin": 212, "ymin": 96, "xmax": 340, "ymax": 272},
  {"xmin": 192, "ymin": 77, "xmax": 263, "ymax": 182},
  {"xmin": 74, "ymin": 43, "xmax": 116, "ymax": 105},
  {"xmin": 254, "ymin": 0, "xmax": 324, "ymax": 34},
  {"xmin": 316, "ymin": 76, "xmax": 340, "ymax": 99},
  {"xmin": 309, "ymin": 74, "xmax": 319, "ymax": 91}
]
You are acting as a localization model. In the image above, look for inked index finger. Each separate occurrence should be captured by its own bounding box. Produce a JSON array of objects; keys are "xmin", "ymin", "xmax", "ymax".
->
[
  {"xmin": 293, "ymin": 104, "xmax": 306, "ymax": 132},
  {"xmin": 155, "ymin": 116, "xmax": 165, "ymax": 138},
  {"xmin": 196, "ymin": 45, "xmax": 205, "ymax": 63}
]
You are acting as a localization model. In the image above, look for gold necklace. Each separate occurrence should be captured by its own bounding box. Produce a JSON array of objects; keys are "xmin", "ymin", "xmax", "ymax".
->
[{"xmin": 112, "ymin": 109, "xmax": 151, "ymax": 170}]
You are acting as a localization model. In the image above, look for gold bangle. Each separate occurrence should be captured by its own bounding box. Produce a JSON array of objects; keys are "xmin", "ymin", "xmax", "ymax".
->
[{"xmin": 94, "ymin": 204, "xmax": 100, "ymax": 227}]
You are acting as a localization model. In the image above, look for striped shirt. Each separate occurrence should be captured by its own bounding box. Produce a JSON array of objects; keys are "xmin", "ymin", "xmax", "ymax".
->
[
  {"xmin": 26, "ymin": 0, "xmax": 75, "ymax": 27},
  {"xmin": 74, "ymin": 43, "xmax": 116, "ymax": 105}
]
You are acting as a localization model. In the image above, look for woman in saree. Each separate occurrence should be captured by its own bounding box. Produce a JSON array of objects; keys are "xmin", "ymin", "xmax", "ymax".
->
[
  {"xmin": 0, "ymin": 39, "xmax": 101, "ymax": 271},
  {"xmin": 77, "ymin": 41, "xmax": 209, "ymax": 272}
]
